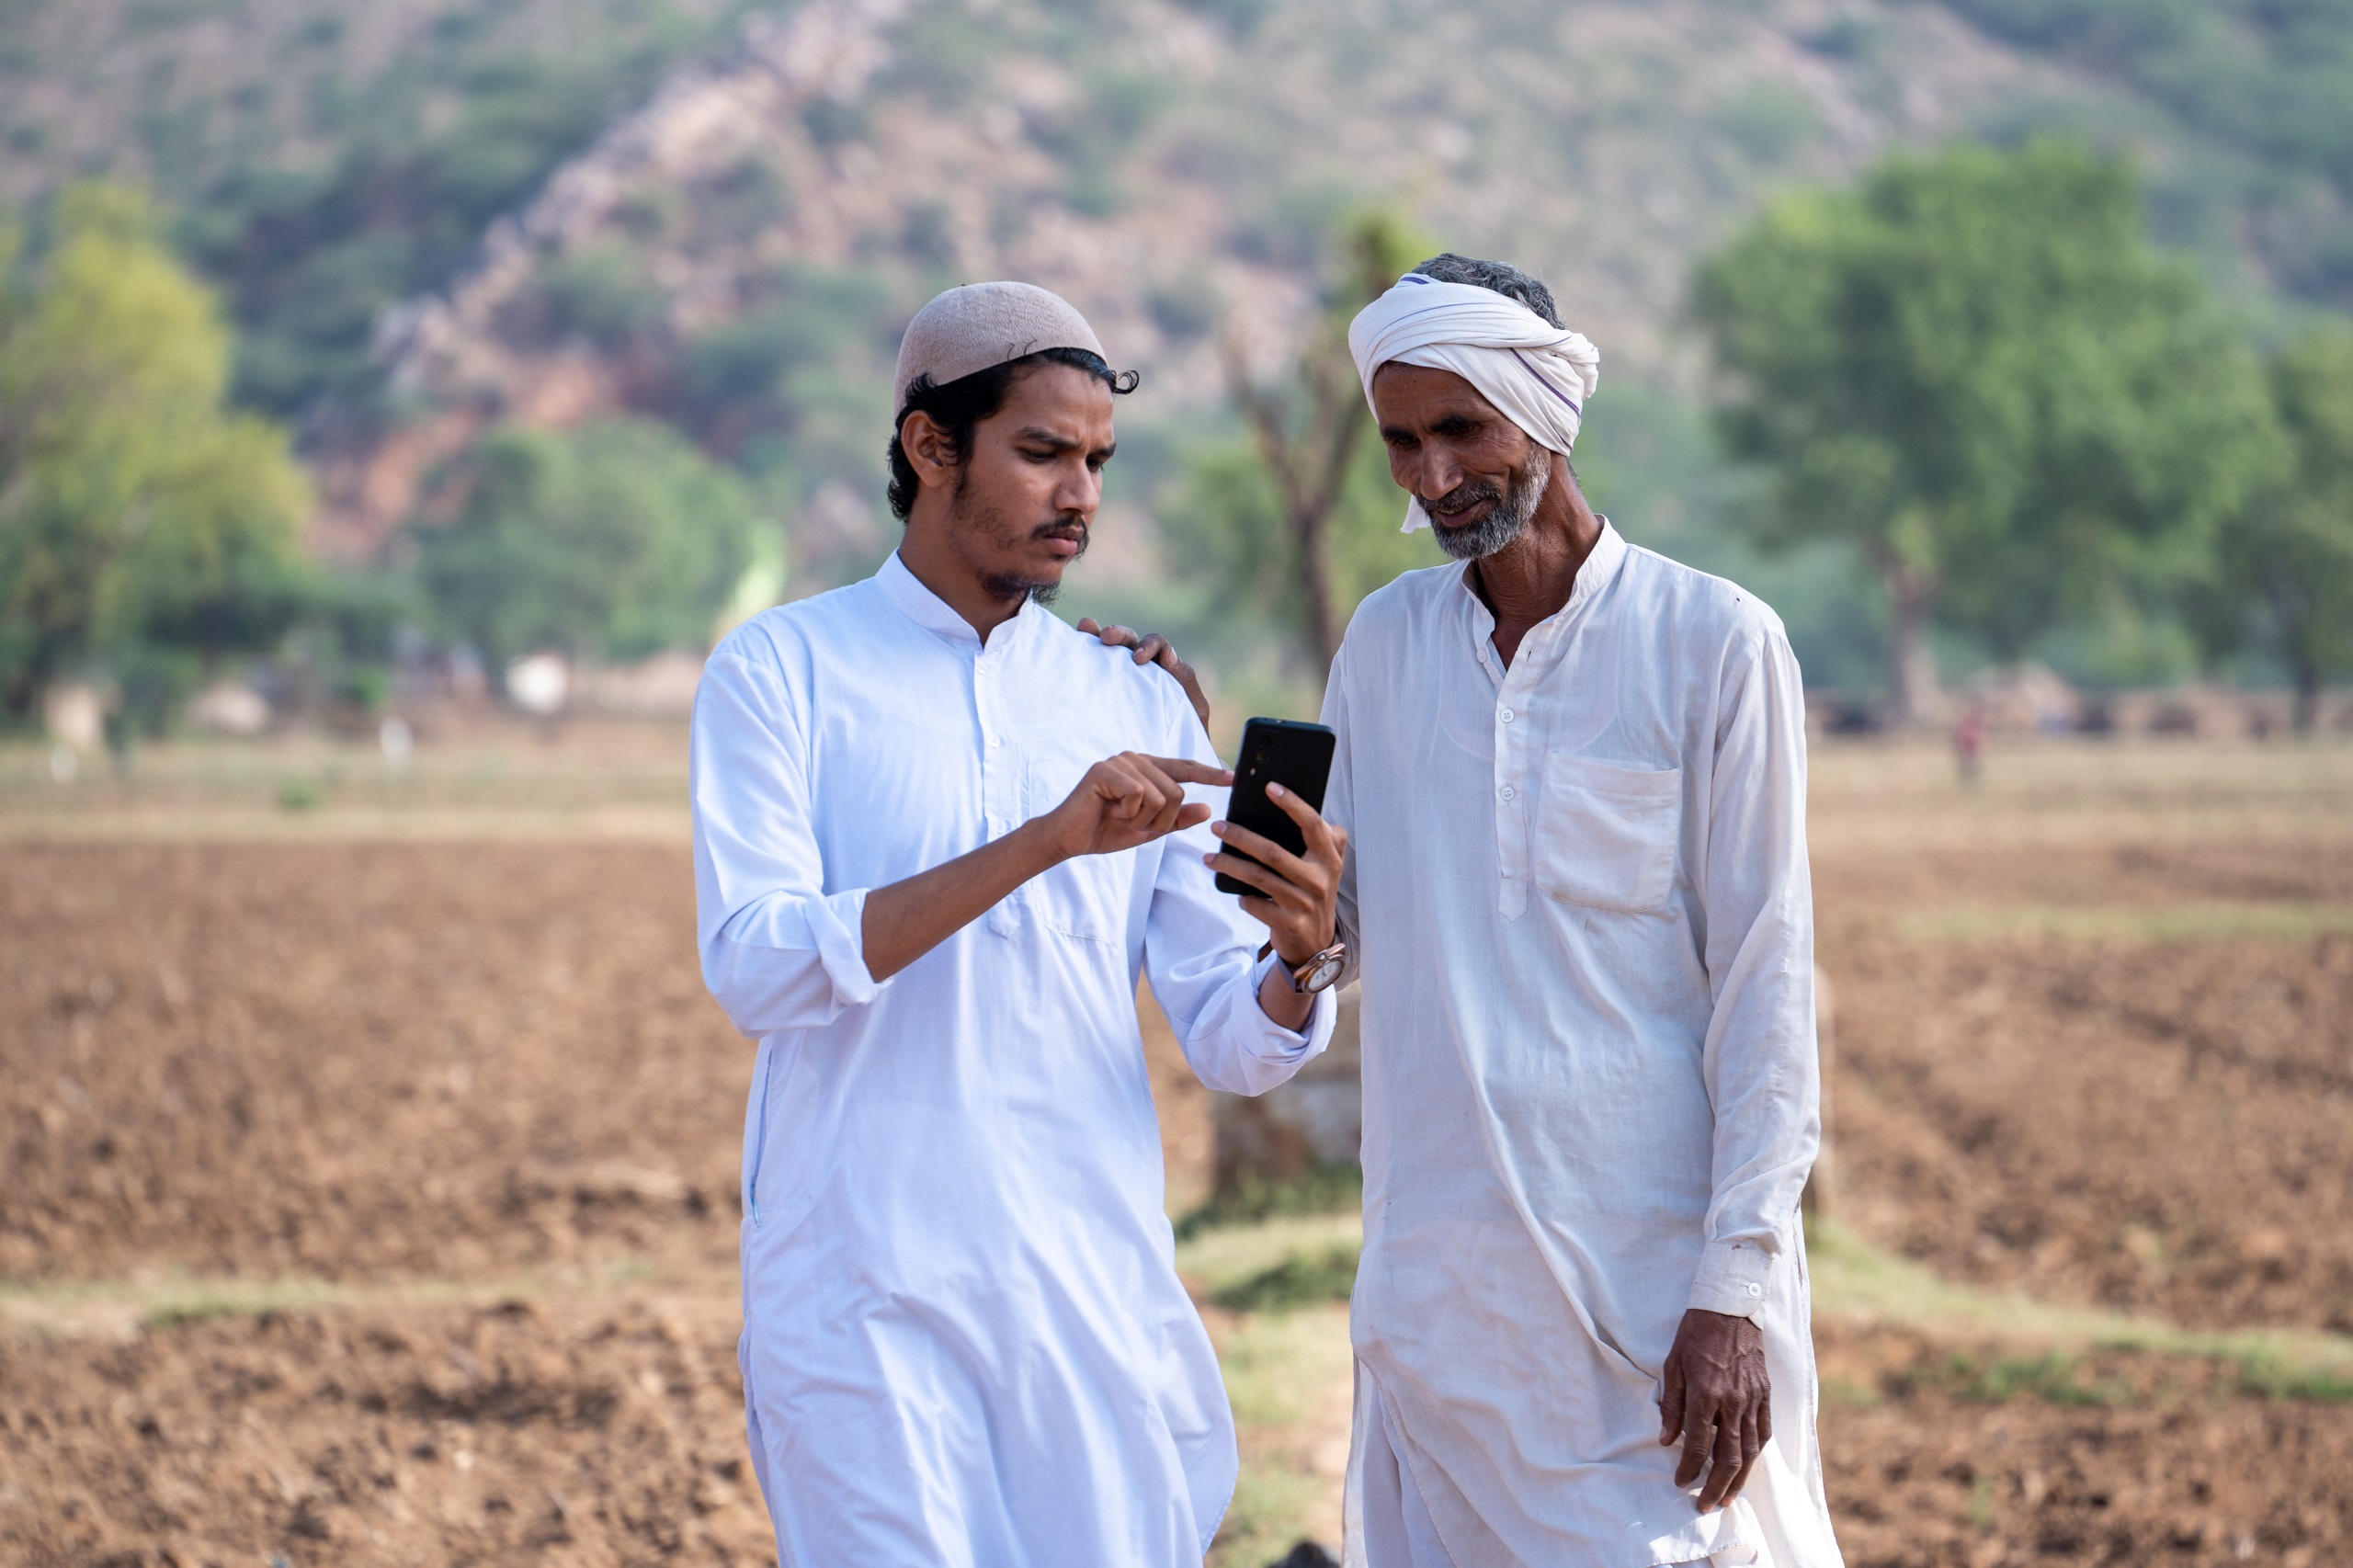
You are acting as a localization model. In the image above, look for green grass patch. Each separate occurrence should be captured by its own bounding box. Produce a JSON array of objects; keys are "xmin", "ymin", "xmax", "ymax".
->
[
  {"xmin": 1176, "ymin": 1165, "xmax": 1361, "ymax": 1242},
  {"xmin": 1812, "ymin": 1220, "xmax": 2353, "ymax": 1403},
  {"xmin": 1211, "ymin": 1245, "xmax": 1360, "ymax": 1313},
  {"xmin": 1898, "ymin": 1349, "xmax": 2135, "ymax": 1407}
]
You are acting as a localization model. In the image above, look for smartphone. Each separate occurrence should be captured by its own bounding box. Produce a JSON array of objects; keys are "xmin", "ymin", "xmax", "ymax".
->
[{"xmin": 1215, "ymin": 717, "xmax": 1336, "ymax": 896}]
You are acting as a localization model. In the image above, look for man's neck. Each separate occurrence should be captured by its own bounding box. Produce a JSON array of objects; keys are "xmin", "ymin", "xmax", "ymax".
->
[
  {"xmin": 1468, "ymin": 459, "xmax": 1603, "ymax": 669},
  {"xmin": 898, "ymin": 517, "xmax": 1026, "ymax": 643}
]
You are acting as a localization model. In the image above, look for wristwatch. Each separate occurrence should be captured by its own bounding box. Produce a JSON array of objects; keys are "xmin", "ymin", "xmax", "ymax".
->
[{"xmin": 1261, "ymin": 938, "xmax": 1347, "ymax": 995}]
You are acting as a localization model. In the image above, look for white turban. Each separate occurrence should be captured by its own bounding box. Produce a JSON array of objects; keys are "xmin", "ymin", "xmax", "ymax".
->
[{"xmin": 1347, "ymin": 272, "xmax": 1601, "ymax": 532}]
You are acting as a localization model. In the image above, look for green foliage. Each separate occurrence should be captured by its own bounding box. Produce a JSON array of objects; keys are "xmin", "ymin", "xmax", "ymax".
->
[
  {"xmin": 411, "ymin": 417, "xmax": 759, "ymax": 676},
  {"xmin": 149, "ymin": 4, "xmax": 763, "ymax": 419},
  {"xmin": 2192, "ymin": 320, "xmax": 2353, "ymax": 722},
  {"xmin": 0, "ymin": 183, "xmax": 313, "ymax": 715},
  {"xmin": 1691, "ymin": 141, "xmax": 2282, "ymax": 705},
  {"xmin": 1174, "ymin": 1164, "xmax": 1364, "ymax": 1243},
  {"xmin": 1941, "ymin": 0, "xmax": 2353, "ymax": 305},
  {"xmin": 1210, "ymin": 1244, "xmax": 1361, "ymax": 1313},
  {"xmin": 1163, "ymin": 431, "xmax": 1443, "ymax": 666}
]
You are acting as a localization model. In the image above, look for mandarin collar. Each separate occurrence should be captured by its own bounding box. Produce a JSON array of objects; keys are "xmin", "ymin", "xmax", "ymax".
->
[
  {"xmin": 1455, "ymin": 518, "xmax": 1629, "ymax": 658},
  {"xmin": 875, "ymin": 551, "xmax": 1038, "ymax": 653}
]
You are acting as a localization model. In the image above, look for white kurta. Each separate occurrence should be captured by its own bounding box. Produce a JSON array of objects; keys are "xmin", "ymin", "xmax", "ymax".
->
[
  {"xmin": 1324, "ymin": 525, "xmax": 1841, "ymax": 1567},
  {"xmin": 691, "ymin": 553, "xmax": 1333, "ymax": 1567}
]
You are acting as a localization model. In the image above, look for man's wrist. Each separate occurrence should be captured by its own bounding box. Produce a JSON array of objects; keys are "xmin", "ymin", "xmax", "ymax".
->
[
  {"xmin": 1273, "ymin": 926, "xmax": 1337, "ymax": 969},
  {"xmin": 1007, "ymin": 815, "xmax": 1067, "ymax": 876}
]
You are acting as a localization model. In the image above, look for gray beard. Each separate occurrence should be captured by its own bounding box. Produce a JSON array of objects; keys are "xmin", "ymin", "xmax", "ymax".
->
[{"xmin": 1428, "ymin": 457, "xmax": 1552, "ymax": 562}]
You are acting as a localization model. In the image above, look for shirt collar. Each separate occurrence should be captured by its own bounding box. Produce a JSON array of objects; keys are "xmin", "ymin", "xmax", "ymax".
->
[
  {"xmin": 875, "ymin": 550, "xmax": 1039, "ymax": 652},
  {"xmin": 1454, "ymin": 517, "xmax": 1630, "ymax": 663}
]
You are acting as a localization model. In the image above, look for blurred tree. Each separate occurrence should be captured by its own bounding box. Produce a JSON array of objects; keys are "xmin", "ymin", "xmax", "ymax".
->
[
  {"xmin": 2193, "ymin": 323, "xmax": 2353, "ymax": 732},
  {"xmin": 411, "ymin": 417, "xmax": 759, "ymax": 681},
  {"xmin": 1690, "ymin": 141, "xmax": 2281, "ymax": 723},
  {"xmin": 0, "ymin": 184, "xmax": 313, "ymax": 721},
  {"xmin": 1217, "ymin": 211, "xmax": 1430, "ymax": 675}
]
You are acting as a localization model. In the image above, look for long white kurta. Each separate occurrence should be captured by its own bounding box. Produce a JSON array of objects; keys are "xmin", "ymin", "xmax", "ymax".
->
[
  {"xmin": 1324, "ymin": 525, "xmax": 1842, "ymax": 1568},
  {"xmin": 691, "ymin": 553, "xmax": 1334, "ymax": 1567}
]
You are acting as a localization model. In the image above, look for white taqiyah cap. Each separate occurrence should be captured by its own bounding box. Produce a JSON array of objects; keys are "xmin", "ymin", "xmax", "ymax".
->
[{"xmin": 891, "ymin": 281, "xmax": 1107, "ymax": 416}]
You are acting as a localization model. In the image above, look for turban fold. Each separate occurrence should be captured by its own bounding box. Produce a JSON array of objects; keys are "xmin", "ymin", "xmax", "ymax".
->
[
  {"xmin": 892, "ymin": 282, "xmax": 1106, "ymax": 415},
  {"xmin": 1347, "ymin": 273, "xmax": 1601, "ymax": 532}
]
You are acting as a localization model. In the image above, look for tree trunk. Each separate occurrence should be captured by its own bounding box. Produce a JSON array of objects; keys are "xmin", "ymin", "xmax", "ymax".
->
[
  {"xmin": 1289, "ymin": 497, "xmax": 1342, "ymax": 677},
  {"xmin": 1882, "ymin": 562, "xmax": 1941, "ymax": 729},
  {"xmin": 2293, "ymin": 658, "xmax": 2321, "ymax": 735}
]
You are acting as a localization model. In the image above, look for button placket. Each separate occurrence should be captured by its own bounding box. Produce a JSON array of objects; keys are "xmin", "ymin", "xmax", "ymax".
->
[
  {"xmin": 974, "ymin": 654, "xmax": 1020, "ymax": 936},
  {"xmin": 1494, "ymin": 642, "xmax": 1535, "ymax": 921}
]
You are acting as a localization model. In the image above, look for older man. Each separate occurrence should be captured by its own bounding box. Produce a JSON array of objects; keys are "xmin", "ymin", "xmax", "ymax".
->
[
  {"xmin": 690, "ymin": 282, "xmax": 1347, "ymax": 1565},
  {"xmin": 1324, "ymin": 256, "xmax": 1842, "ymax": 1566}
]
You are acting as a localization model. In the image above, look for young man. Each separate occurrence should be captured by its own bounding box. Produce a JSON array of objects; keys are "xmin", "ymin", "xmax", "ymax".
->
[
  {"xmin": 1322, "ymin": 258, "xmax": 1842, "ymax": 1566},
  {"xmin": 690, "ymin": 281, "xmax": 1349, "ymax": 1565}
]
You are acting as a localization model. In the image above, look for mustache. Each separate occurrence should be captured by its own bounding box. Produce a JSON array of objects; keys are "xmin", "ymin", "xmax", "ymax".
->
[
  {"xmin": 1425, "ymin": 481, "xmax": 1505, "ymax": 520},
  {"xmin": 1033, "ymin": 518, "xmax": 1090, "ymax": 555}
]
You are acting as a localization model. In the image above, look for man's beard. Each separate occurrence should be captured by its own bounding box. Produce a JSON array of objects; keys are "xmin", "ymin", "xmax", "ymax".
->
[
  {"xmin": 1427, "ymin": 456, "xmax": 1552, "ymax": 562},
  {"xmin": 953, "ymin": 472, "xmax": 1087, "ymax": 604}
]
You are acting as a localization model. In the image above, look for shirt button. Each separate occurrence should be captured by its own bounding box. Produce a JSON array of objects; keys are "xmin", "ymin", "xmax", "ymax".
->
[
  {"xmin": 1499, "ymin": 785, "xmax": 1516, "ymax": 801},
  {"xmin": 989, "ymin": 734, "xmax": 1002, "ymax": 747},
  {"xmin": 1746, "ymin": 1283, "xmax": 1765, "ymax": 1298},
  {"xmin": 1499, "ymin": 708, "xmax": 1515, "ymax": 723}
]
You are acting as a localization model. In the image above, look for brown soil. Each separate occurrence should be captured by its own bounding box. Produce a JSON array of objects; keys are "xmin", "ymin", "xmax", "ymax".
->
[
  {"xmin": 1816, "ymin": 1323, "xmax": 2353, "ymax": 1568},
  {"xmin": 1, "ymin": 843, "xmax": 750, "ymax": 1285},
  {"xmin": 6, "ymin": 1303, "xmax": 2347, "ymax": 1568},
  {"xmin": 1815, "ymin": 844, "xmax": 2353, "ymax": 1333},
  {"xmin": 7, "ymin": 836, "xmax": 2353, "ymax": 1565},
  {"xmin": 0, "ymin": 1291, "xmax": 771, "ymax": 1567}
]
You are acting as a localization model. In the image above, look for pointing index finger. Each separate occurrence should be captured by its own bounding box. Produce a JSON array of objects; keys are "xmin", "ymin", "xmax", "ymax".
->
[{"xmin": 1142, "ymin": 756, "xmax": 1233, "ymax": 788}]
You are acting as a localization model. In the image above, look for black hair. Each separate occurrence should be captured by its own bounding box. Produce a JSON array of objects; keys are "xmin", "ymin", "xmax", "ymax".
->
[
  {"xmin": 885, "ymin": 347, "xmax": 1139, "ymax": 522},
  {"xmin": 1407, "ymin": 252, "xmax": 1564, "ymax": 329}
]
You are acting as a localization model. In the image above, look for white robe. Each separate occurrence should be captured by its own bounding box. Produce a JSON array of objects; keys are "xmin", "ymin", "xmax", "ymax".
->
[
  {"xmin": 691, "ymin": 552, "xmax": 1334, "ymax": 1566},
  {"xmin": 1323, "ymin": 526, "xmax": 1842, "ymax": 1567}
]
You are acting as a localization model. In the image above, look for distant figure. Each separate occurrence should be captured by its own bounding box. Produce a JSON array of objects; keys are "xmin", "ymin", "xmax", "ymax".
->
[
  {"xmin": 689, "ymin": 282, "xmax": 1347, "ymax": 1565},
  {"xmin": 1954, "ymin": 703, "xmax": 1985, "ymax": 786},
  {"xmin": 1324, "ymin": 257, "xmax": 1842, "ymax": 1563}
]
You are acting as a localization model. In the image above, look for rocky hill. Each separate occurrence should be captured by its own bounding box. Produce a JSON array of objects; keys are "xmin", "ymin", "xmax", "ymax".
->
[{"xmin": 5, "ymin": 0, "xmax": 2347, "ymax": 625}]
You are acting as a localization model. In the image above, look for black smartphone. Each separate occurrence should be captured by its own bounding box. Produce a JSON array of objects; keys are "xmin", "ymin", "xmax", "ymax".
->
[{"xmin": 1215, "ymin": 717, "xmax": 1336, "ymax": 896}]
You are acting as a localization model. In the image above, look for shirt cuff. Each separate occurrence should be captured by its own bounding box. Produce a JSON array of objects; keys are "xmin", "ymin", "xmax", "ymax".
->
[
  {"xmin": 1688, "ymin": 1238, "xmax": 1773, "ymax": 1323},
  {"xmin": 812, "ymin": 886, "xmax": 884, "ymax": 1007},
  {"xmin": 1251, "ymin": 949, "xmax": 1335, "ymax": 1048}
]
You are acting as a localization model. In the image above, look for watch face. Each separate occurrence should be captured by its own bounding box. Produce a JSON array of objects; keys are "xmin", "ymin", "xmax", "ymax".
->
[{"xmin": 1304, "ymin": 953, "xmax": 1345, "ymax": 994}]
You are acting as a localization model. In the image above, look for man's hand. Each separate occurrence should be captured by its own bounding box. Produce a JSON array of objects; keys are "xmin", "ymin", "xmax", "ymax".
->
[
  {"xmin": 1658, "ymin": 1309, "xmax": 1771, "ymax": 1513},
  {"xmin": 1205, "ymin": 783, "xmax": 1347, "ymax": 967},
  {"xmin": 1079, "ymin": 618, "xmax": 1211, "ymax": 732},
  {"xmin": 1039, "ymin": 752, "xmax": 1232, "ymax": 861}
]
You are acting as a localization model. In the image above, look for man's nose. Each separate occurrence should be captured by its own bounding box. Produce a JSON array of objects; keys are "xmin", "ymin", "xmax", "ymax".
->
[
  {"xmin": 1414, "ymin": 447, "xmax": 1465, "ymax": 501},
  {"xmin": 1053, "ymin": 463, "xmax": 1102, "ymax": 517}
]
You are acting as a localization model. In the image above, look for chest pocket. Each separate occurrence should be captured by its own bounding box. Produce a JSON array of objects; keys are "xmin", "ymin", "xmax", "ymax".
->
[
  {"xmin": 1534, "ymin": 754, "xmax": 1683, "ymax": 914},
  {"xmin": 1026, "ymin": 750, "xmax": 1137, "ymax": 946}
]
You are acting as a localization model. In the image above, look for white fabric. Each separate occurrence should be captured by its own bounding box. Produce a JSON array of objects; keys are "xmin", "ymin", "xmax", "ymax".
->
[
  {"xmin": 1323, "ymin": 526, "xmax": 1843, "ymax": 1568},
  {"xmin": 693, "ymin": 552, "xmax": 1335, "ymax": 1567},
  {"xmin": 1352, "ymin": 1368, "xmax": 1457, "ymax": 1568},
  {"xmin": 1346, "ymin": 273, "xmax": 1602, "ymax": 533}
]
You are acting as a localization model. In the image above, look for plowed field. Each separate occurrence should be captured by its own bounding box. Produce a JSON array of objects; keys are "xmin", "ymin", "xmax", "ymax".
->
[{"xmin": 4, "ymin": 738, "xmax": 2352, "ymax": 1566}]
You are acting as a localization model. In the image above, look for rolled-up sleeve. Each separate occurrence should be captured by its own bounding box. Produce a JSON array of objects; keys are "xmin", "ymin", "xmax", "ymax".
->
[
  {"xmin": 1141, "ymin": 702, "xmax": 1335, "ymax": 1096},
  {"xmin": 1689, "ymin": 615, "xmax": 1820, "ymax": 1324},
  {"xmin": 691, "ymin": 638, "xmax": 888, "ymax": 1037}
]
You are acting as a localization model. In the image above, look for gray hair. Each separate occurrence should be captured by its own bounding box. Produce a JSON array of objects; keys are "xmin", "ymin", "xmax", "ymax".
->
[{"xmin": 1407, "ymin": 253, "xmax": 1563, "ymax": 328}]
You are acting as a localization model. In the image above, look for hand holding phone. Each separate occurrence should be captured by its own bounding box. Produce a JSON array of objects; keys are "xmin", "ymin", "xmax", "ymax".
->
[{"xmin": 1207, "ymin": 719, "xmax": 1347, "ymax": 977}]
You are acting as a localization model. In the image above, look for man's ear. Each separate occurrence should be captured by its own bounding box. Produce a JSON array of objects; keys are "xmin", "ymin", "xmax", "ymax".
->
[{"xmin": 900, "ymin": 411, "xmax": 958, "ymax": 491}]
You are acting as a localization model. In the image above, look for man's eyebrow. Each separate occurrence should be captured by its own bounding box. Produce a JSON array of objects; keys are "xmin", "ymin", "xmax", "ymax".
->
[
  {"xmin": 1380, "ymin": 423, "xmax": 1418, "ymax": 442},
  {"xmin": 1014, "ymin": 426, "xmax": 1084, "ymax": 451}
]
